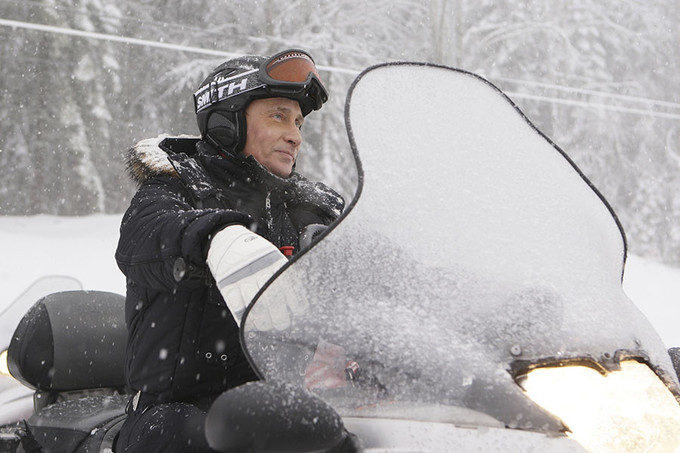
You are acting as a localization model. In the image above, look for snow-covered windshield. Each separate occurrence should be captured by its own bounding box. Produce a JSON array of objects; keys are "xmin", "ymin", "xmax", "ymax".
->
[{"xmin": 242, "ymin": 64, "xmax": 677, "ymax": 431}]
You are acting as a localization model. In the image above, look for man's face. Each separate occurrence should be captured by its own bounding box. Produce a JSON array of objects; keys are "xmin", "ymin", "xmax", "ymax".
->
[{"xmin": 242, "ymin": 97, "xmax": 304, "ymax": 178}]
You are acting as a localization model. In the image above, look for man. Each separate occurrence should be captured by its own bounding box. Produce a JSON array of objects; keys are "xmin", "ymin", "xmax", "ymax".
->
[{"xmin": 114, "ymin": 49, "xmax": 344, "ymax": 452}]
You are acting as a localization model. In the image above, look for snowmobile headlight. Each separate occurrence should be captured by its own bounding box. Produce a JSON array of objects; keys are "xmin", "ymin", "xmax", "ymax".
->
[
  {"xmin": 518, "ymin": 360, "xmax": 680, "ymax": 452},
  {"xmin": 0, "ymin": 349, "xmax": 10, "ymax": 376}
]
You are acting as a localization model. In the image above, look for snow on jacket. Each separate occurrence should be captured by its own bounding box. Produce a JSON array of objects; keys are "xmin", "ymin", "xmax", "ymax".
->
[{"xmin": 115, "ymin": 135, "xmax": 344, "ymax": 404}]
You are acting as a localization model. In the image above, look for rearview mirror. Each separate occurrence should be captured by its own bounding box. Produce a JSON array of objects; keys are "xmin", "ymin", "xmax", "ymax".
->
[{"xmin": 205, "ymin": 380, "xmax": 349, "ymax": 452}]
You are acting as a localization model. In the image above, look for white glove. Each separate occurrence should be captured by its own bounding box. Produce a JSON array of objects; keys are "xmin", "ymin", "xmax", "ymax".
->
[
  {"xmin": 248, "ymin": 275, "xmax": 309, "ymax": 332},
  {"xmin": 207, "ymin": 225, "xmax": 288, "ymax": 327}
]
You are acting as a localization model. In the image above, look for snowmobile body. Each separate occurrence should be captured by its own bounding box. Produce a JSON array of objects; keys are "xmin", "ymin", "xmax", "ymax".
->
[{"xmin": 1, "ymin": 63, "xmax": 679, "ymax": 453}]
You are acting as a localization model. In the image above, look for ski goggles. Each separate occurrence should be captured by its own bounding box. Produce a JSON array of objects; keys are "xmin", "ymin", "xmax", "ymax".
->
[
  {"xmin": 259, "ymin": 49, "xmax": 328, "ymax": 113},
  {"xmin": 194, "ymin": 49, "xmax": 328, "ymax": 115}
]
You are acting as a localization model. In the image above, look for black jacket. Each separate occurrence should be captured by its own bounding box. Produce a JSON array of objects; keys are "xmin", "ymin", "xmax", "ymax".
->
[{"xmin": 115, "ymin": 136, "xmax": 344, "ymax": 403}]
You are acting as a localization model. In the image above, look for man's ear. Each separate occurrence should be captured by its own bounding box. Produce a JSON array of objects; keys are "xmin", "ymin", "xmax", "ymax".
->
[{"xmin": 206, "ymin": 111, "xmax": 238, "ymax": 148}]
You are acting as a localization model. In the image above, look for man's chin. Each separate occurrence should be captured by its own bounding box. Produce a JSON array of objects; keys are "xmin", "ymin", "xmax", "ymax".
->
[{"xmin": 270, "ymin": 164, "xmax": 293, "ymax": 179}]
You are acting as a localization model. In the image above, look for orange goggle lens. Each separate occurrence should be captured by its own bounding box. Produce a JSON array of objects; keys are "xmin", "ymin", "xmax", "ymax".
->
[{"xmin": 265, "ymin": 51, "xmax": 321, "ymax": 84}]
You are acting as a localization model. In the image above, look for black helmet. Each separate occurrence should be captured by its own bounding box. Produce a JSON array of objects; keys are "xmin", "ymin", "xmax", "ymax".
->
[{"xmin": 194, "ymin": 49, "xmax": 328, "ymax": 156}]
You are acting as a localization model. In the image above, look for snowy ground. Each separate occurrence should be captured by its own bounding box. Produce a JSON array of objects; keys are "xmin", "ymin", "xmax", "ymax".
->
[{"xmin": 0, "ymin": 214, "xmax": 678, "ymax": 348}]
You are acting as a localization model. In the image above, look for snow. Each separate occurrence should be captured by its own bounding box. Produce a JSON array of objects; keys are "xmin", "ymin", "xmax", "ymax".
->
[
  {"xmin": 0, "ymin": 214, "xmax": 678, "ymax": 350},
  {"xmin": 0, "ymin": 214, "xmax": 126, "ymax": 299}
]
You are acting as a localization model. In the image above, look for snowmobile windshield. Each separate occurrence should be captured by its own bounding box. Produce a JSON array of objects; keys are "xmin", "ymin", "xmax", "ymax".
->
[{"xmin": 241, "ymin": 64, "xmax": 678, "ymax": 432}]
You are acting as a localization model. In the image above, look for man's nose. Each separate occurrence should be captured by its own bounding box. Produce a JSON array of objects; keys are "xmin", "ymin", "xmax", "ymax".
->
[{"xmin": 285, "ymin": 123, "xmax": 302, "ymax": 146}]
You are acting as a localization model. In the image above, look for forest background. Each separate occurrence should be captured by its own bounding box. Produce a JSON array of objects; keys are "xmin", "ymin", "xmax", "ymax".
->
[{"xmin": 0, "ymin": 0, "xmax": 678, "ymax": 266}]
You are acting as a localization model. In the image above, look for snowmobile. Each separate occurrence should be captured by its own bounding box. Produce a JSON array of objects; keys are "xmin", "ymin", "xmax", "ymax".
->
[{"xmin": 2, "ymin": 62, "xmax": 680, "ymax": 453}]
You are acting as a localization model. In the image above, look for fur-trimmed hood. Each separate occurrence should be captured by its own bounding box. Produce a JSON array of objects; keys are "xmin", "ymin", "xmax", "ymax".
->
[{"xmin": 125, "ymin": 134, "xmax": 198, "ymax": 186}]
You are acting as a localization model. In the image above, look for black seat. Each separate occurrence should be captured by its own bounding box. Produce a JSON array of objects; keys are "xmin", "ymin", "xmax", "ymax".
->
[{"xmin": 7, "ymin": 290, "xmax": 129, "ymax": 452}]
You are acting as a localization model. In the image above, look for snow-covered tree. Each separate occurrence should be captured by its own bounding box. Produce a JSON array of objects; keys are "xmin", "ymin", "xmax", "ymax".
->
[
  {"xmin": 420, "ymin": 0, "xmax": 679, "ymax": 264},
  {"xmin": 0, "ymin": 0, "xmax": 678, "ymax": 266}
]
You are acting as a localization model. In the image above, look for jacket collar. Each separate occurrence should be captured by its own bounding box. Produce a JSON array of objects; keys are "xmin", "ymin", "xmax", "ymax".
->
[{"xmin": 125, "ymin": 134, "xmax": 344, "ymax": 220}]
